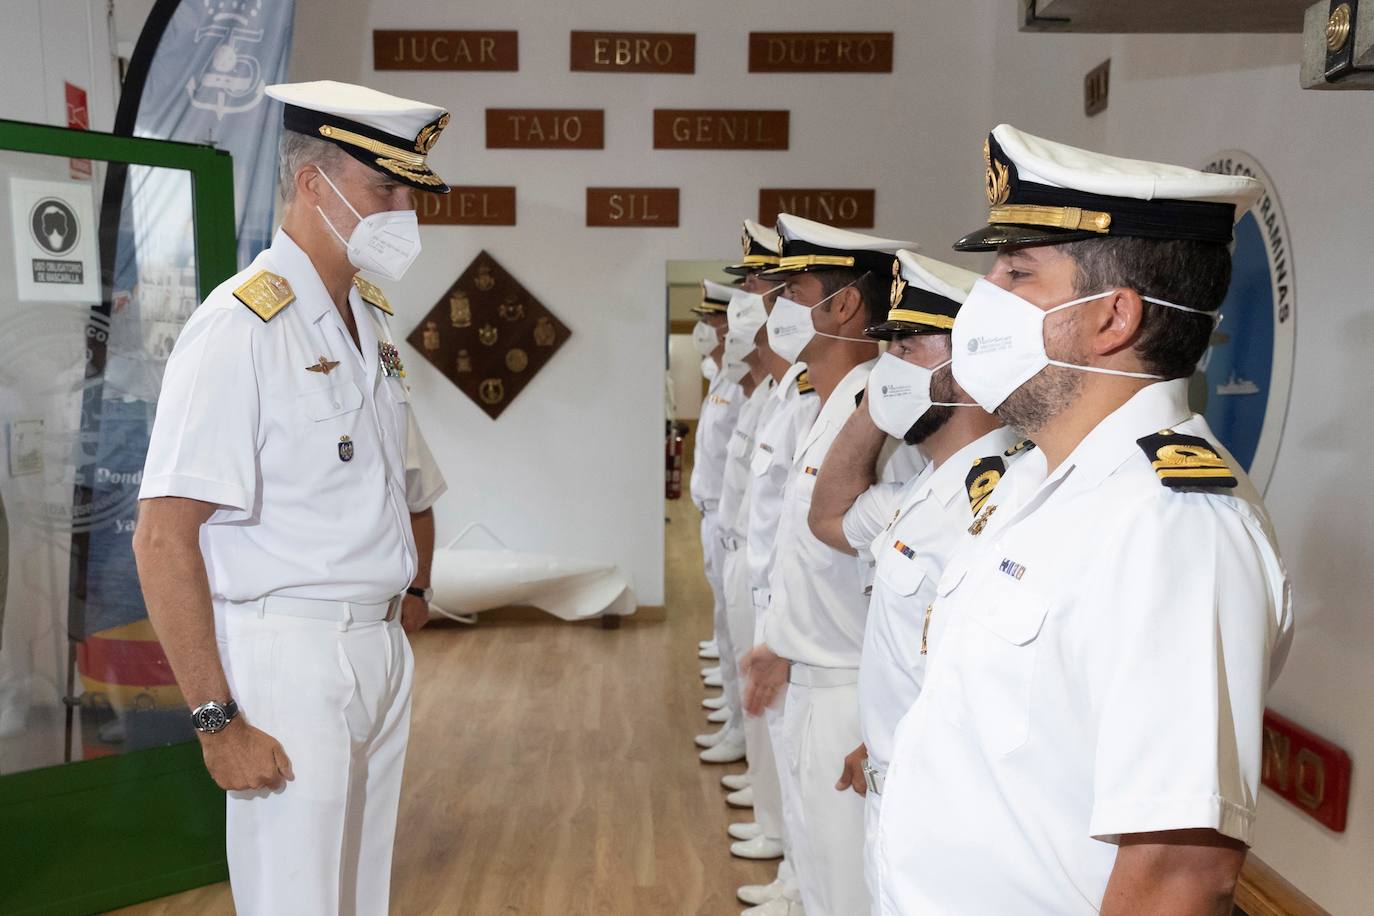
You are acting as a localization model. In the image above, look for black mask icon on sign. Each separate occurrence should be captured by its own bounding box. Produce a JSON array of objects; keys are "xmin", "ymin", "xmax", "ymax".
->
[{"xmin": 31, "ymin": 199, "xmax": 79, "ymax": 256}]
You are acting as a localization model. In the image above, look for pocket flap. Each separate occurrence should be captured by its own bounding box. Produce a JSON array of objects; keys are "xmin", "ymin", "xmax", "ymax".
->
[
  {"xmin": 874, "ymin": 547, "xmax": 929, "ymax": 597},
  {"xmin": 299, "ymin": 381, "xmax": 363, "ymax": 421},
  {"xmin": 969, "ymin": 579, "xmax": 1051, "ymax": 646},
  {"xmin": 751, "ymin": 444, "xmax": 774, "ymax": 477}
]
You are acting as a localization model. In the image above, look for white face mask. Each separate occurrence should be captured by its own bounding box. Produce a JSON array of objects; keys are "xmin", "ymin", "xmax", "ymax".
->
[
  {"xmin": 951, "ymin": 279, "xmax": 1218, "ymax": 412},
  {"xmin": 315, "ymin": 168, "xmax": 422, "ymax": 281},
  {"xmin": 700, "ymin": 355, "xmax": 718, "ymax": 381},
  {"xmin": 691, "ymin": 319, "xmax": 721, "ymax": 356},
  {"xmin": 723, "ymin": 285, "xmax": 779, "ymax": 368},
  {"xmin": 865, "ymin": 351, "xmax": 971, "ymax": 440},
  {"xmin": 765, "ymin": 277, "xmax": 868, "ymax": 365}
]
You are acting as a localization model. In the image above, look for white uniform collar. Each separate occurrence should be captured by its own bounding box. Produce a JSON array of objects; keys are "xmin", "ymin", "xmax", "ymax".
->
[
  {"xmin": 774, "ymin": 361, "xmax": 807, "ymax": 401},
  {"xmin": 919, "ymin": 426, "xmax": 1021, "ymax": 509},
  {"xmin": 267, "ymin": 228, "xmax": 338, "ymax": 324},
  {"xmin": 1054, "ymin": 379, "xmax": 1194, "ymax": 488}
]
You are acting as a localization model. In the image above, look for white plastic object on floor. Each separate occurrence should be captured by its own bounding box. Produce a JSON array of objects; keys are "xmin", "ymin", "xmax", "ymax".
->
[{"xmin": 427, "ymin": 523, "xmax": 636, "ymax": 623}]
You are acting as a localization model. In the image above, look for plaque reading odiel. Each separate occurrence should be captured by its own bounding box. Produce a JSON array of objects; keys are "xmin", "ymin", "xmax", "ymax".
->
[{"xmin": 407, "ymin": 250, "xmax": 570, "ymax": 419}]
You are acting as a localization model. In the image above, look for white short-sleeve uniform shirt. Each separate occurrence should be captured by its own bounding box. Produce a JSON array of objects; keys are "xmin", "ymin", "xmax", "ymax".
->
[
  {"xmin": 844, "ymin": 426, "xmax": 1017, "ymax": 771},
  {"xmin": 875, "ymin": 380, "xmax": 1294, "ymax": 915},
  {"xmin": 139, "ymin": 229, "xmax": 447, "ymax": 606},
  {"xmin": 690, "ymin": 372, "xmax": 743, "ymax": 511}
]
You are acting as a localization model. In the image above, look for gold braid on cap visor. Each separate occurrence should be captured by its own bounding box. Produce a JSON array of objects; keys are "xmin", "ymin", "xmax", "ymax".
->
[
  {"xmin": 885, "ymin": 308, "xmax": 955, "ymax": 330},
  {"xmin": 988, "ymin": 204, "xmax": 1112, "ymax": 234},
  {"xmin": 773, "ymin": 254, "xmax": 857, "ymax": 270},
  {"xmin": 318, "ymin": 124, "xmax": 446, "ymax": 187},
  {"xmin": 739, "ymin": 254, "xmax": 781, "ymax": 267}
]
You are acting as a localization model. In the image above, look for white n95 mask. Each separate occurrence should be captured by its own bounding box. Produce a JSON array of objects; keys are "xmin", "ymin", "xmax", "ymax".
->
[
  {"xmin": 315, "ymin": 168, "xmax": 422, "ymax": 281},
  {"xmin": 700, "ymin": 355, "xmax": 718, "ymax": 381},
  {"xmin": 691, "ymin": 320, "xmax": 721, "ymax": 356},
  {"xmin": 765, "ymin": 277, "xmax": 869, "ymax": 365},
  {"xmin": 866, "ymin": 352, "xmax": 971, "ymax": 439},
  {"xmin": 724, "ymin": 286, "xmax": 776, "ymax": 366},
  {"xmin": 951, "ymin": 279, "xmax": 1217, "ymax": 412}
]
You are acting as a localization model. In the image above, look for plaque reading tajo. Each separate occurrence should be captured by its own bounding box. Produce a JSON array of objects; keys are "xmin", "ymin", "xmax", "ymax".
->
[{"xmin": 406, "ymin": 251, "xmax": 571, "ymax": 419}]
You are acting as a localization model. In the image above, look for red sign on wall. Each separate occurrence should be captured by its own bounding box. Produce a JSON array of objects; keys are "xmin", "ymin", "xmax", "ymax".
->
[
  {"xmin": 1261, "ymin": 708, "xmax": 1351, "ymax": 832},
  {"xmin": 65, "ymin": 82, "xmax": 91, "ymax": 179}
]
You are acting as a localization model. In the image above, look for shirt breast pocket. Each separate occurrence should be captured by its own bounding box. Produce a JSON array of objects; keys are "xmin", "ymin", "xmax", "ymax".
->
[
  {"xmin": 297, "ymin": 381, "xmax": 363, "ymax": 422},
  {"xmin": 875, "ymin": 547, "xmax": 928, "ymax": 597},
  {"xmin": 751, "ymin": 445, "xmax": 774, "ymax": 477},
  {"xmin": 793, "ymin": 467, "xmax": 819, "ymax": 503},
  {"xmin": 960, "ymin": 577, "xmax": 1051, "ymax": 756}
]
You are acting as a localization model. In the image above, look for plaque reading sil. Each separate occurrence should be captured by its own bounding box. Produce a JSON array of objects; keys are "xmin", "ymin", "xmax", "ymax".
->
[{"xmin": 406, "ymin": 251, "xmax": 571, "ymax": 419}]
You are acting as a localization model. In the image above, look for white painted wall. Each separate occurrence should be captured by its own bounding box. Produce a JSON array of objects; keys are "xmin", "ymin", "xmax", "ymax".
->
[
  {"xmin": 286, "ymin": 0, "xmax": 996, "ymax": 605},
  {"xmin": 0, "ymin": 0, "xmax": 118, "ymax": 132}
]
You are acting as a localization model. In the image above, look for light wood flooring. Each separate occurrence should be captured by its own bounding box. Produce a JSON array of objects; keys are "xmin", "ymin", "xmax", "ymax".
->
[{"xmin": 111, "ymin": 491, "xmax": 770, "ymax": 915}]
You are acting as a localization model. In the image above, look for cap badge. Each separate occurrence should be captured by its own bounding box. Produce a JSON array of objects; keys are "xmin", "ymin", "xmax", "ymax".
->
[
  {"xmin": 984, "ymin": 139, "xmax": 1010, "ymax": 207},
  {"xmin": 889, "ymin": 257, "xmax": 907, "ymax": 309},
  {"xmin": 414, "ymin": 113, "xmax": 450, "ymax": 155},
  {"xmin": 741, "ymin": 229, "xmax": 752, "ymax": 258}
]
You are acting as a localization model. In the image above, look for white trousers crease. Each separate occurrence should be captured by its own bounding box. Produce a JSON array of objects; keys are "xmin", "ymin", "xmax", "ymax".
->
[
  {"xmin": 700, "ymin": 511, "xmax": 742, "ymax": 725},
  {"xmin": 218, "ymin": 604, "xmax": 414, "ymax": 916}
]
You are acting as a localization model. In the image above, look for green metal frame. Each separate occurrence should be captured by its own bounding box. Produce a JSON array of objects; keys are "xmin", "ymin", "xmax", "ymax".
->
[{"xmin": 0, "ymin": 119, "xmax": 237, "ymax": 916}]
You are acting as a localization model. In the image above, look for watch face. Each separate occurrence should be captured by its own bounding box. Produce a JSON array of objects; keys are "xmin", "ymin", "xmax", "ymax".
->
[{"xmin": 198, "ymin": 705, "xmax": 227, "ymax": 732}]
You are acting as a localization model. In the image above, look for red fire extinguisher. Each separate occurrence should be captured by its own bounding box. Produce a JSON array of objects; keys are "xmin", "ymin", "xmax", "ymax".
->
[{"xmin": 665, "ymin": 424, "xmax": 684, "ymax": 500}]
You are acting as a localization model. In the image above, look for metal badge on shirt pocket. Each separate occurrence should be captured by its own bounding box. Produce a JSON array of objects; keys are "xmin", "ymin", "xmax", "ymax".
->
[{"xmin": 338, "ymin": 435, "xmax": 354, "ymax": 462}]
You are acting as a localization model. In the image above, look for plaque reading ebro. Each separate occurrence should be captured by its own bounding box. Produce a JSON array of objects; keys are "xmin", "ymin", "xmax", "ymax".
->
[{"xmin": 570, "ymin": 31, "xmax": 695, "ymax": 73}]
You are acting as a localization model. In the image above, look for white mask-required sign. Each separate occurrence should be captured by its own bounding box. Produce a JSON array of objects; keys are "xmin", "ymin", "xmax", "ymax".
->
[{"xmin": 9, "ymin": 177, "xmax": 100, "ymax": 303}]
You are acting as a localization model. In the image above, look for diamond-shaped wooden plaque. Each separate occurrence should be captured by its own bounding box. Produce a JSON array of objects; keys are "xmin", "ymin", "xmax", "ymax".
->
[{"xmin": 407, "ymin": 250, "xmax": 571, "ymax": 419}]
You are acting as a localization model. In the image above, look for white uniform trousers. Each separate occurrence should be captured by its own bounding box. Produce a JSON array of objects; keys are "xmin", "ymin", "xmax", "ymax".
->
[
  {"xmin": 725, "ymin": 543, "xmax": 782, "ymax": 838},
  {"xmin": 217, "ymin": 600, "xmax": 414, "ymax": 916},
  {"xmin": 700, "ymin": 510, "xmax": 742, "ymax": 724},
  {"xmin": 765, "ymin": 692, "xmax": 808, "ymax": 905},
  {"xmin": 782, "ymin": 668, "xmax": 869, "ymax": 916},
  {"xmin": 864, "ymin": 778, "xmax": 885, "ymax": 916}
]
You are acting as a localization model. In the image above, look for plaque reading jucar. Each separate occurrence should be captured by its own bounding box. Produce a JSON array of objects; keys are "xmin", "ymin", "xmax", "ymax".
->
[{"xmin": 407, "ymin": 251, "xmax": 570, "ymax": 419}]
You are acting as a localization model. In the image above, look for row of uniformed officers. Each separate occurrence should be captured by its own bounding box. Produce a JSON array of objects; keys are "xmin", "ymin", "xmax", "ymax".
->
[{"xmin": 686, "ymin": 125, "xmax": 1294, "ymax": 916}]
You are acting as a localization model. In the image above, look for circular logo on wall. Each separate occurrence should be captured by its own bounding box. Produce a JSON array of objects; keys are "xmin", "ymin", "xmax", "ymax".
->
[
  {"xmin": 1197, "ymin": 151, "xmax": 1296, "ymax": 495},
  {"xmin": 30, "ymin": 197, "xmax": 80, "ymax": 256}
]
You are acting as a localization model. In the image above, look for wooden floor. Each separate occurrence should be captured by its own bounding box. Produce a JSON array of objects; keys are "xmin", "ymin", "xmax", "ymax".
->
[{"xmin": 111, "ymin": 492, "xmax": 771, "ymax": 915}]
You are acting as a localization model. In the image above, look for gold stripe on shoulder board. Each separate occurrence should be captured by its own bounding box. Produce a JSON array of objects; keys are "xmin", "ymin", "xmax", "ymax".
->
[
  {"xmin": 353, "ymin": 276, "xmax": 393, "ymax": 315},
  {"xmin": 233, "ymin": 270, "xmax": 295, "ymax": 322}
]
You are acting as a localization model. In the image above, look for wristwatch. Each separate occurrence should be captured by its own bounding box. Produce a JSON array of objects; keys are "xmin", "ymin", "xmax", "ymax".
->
[
  {"xmin": 190, "ymin": 699, "xmax": 239, "ymax": 734},
  {"xmin": 406, "ymin": 585, "xmax": 433, "ymax": 602}
]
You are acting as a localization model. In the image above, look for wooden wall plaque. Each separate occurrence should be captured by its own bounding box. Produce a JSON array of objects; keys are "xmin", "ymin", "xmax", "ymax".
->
[
  {"xmin": 373, "ymin": 30, "xmax": 518, "ymax": 71},
  {"xmin": 586, "ymin": 188, "xmax": 680, "ymax": 227},
  {"xmin": 486, "ymin": 109, "xmax": 604, "ymax": 149},
  {"xmin": 748, "ymin": 32, "xmax": 894, "ymax": 73},
  {"xmin": 652, "ymin": 110, "xmax": 789, "ymax": 150},
  {"xmin": 759, "ymin": 189, "xmax": 876, "ymax": 228},
  {"xmin": 418, "ymin": 187, "xmax": 516, "ymax": 226},
  {"xmin": 570, "ymin": 31, "xmax": 695, "ymax": 73},
  {"xmin": 405, "ymin": 251, "xmax": 570, "ymax": 420},
  {"xmin": 1261, "ymin": 708, "xmax": 1351, "ymax": 832}
]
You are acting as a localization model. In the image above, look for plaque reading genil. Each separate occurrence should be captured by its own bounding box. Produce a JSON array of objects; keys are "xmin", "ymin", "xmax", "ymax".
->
[
  {"xmin": 373, "ymin": 30, "xmax": 518, "ymax": 71},
  {"xmin": 586, "ymin": 188, "xmax": 680, "ymax": 228},
  {"xmin": 570, "ymin": 31, "xmax": 695, "ymax": 73},
  {"xmin": 406, "ymin": 251, "xmax": 570, "ymax": 420},
  {"xmin": 653, "ymin": 110, "xmax": 789, "ymax": 150},
  {"xmin": 418, "ymin": 187, "xmax": 517, "ymax": 226},
  {"xmin": 759, "ymin": 189, "xmax": 875, "ymax": 228},
  {"xmin": 748, "ymin": 32, "xmax": 894, "ymax": 73},
  {"xmin": 486, "ymin": 109, "xmax": 605, "ymax": 149}
]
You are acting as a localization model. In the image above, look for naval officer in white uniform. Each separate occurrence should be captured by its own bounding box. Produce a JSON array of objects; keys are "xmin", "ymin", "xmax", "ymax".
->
[
  {"xmin": 741, "ymin": 216, "xmax": 920, "ymax": 916},
  {"xmin": 805, "ymin": 250, "xmax": 1016, "ymax": 913},
  {"xmin": 875, "ymin": 126, "xmax": 1295, "ymax": 915},
  {"xmin": 133, "ymin": 80, "xmax": 449, "ymax": 915}
]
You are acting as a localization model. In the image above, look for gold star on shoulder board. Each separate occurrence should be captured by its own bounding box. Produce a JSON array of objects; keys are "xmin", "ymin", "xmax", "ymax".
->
[{"xmin": 306, "ymin": 355, "xmax": 341, "ymax": 375}]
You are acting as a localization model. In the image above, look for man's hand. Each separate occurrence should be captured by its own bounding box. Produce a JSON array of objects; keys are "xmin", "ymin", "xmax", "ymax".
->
[
  {"xmin": 199, "ymin": 718, "xmax": 293, "ymax": 792},
  {"xmin": 742, "ymin": 645, "xmax": 791, "ymax": 716},
  {"xmin": 835, "ymin": 742, "xmax": 868, "ymax": 797},
  {"xmin": 400, "ymin": 594, "xmax": 429, "ymax": 634}
]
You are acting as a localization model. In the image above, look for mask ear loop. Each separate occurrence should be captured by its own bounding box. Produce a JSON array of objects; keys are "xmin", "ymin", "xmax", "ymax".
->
[
  {"xmin": 1043, "ymin": 290, "xmax": 1223, "ymax": 380},
  {"xmin": 313, "ymin": 167, "xmax": 363, "ymax": 248},
  {"xmin": 808, "ymin": 272, "xmax": 882, "ymax": 344},
  {"xmin": 922, "ymin": 357, "xmax": 981, "ymax": 408}
]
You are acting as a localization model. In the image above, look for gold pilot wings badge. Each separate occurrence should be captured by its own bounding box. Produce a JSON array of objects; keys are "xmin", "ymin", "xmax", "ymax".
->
[{"xmin": 233, "ymin": 270, "xmax": 295, "ymax": 322}]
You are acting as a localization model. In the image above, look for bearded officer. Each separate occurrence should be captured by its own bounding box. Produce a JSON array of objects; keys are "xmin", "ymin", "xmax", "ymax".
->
[
  {"xmin": 806, "ymin": 250, "xmax": 1016, "ymax": 912},
  {"xmin": 133, "ymin": 80, "xmax": 449, "ymax": 915},
  {"xmin": 874, "ymin": 126, "xmax": 1295, "ymax": 915},
  {"xmin": 741, "ymin": 215, "xmax": 920, "ymax": 916}
]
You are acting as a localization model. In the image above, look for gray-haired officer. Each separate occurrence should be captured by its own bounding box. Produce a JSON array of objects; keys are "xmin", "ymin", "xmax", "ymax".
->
[
  {"xmin": 133, "ymin": 80, "xmax": 448, "ymax": 914},
  {"xmin": 875, "ymin": 125, "xmax": 1294, "ymax": 915}
]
